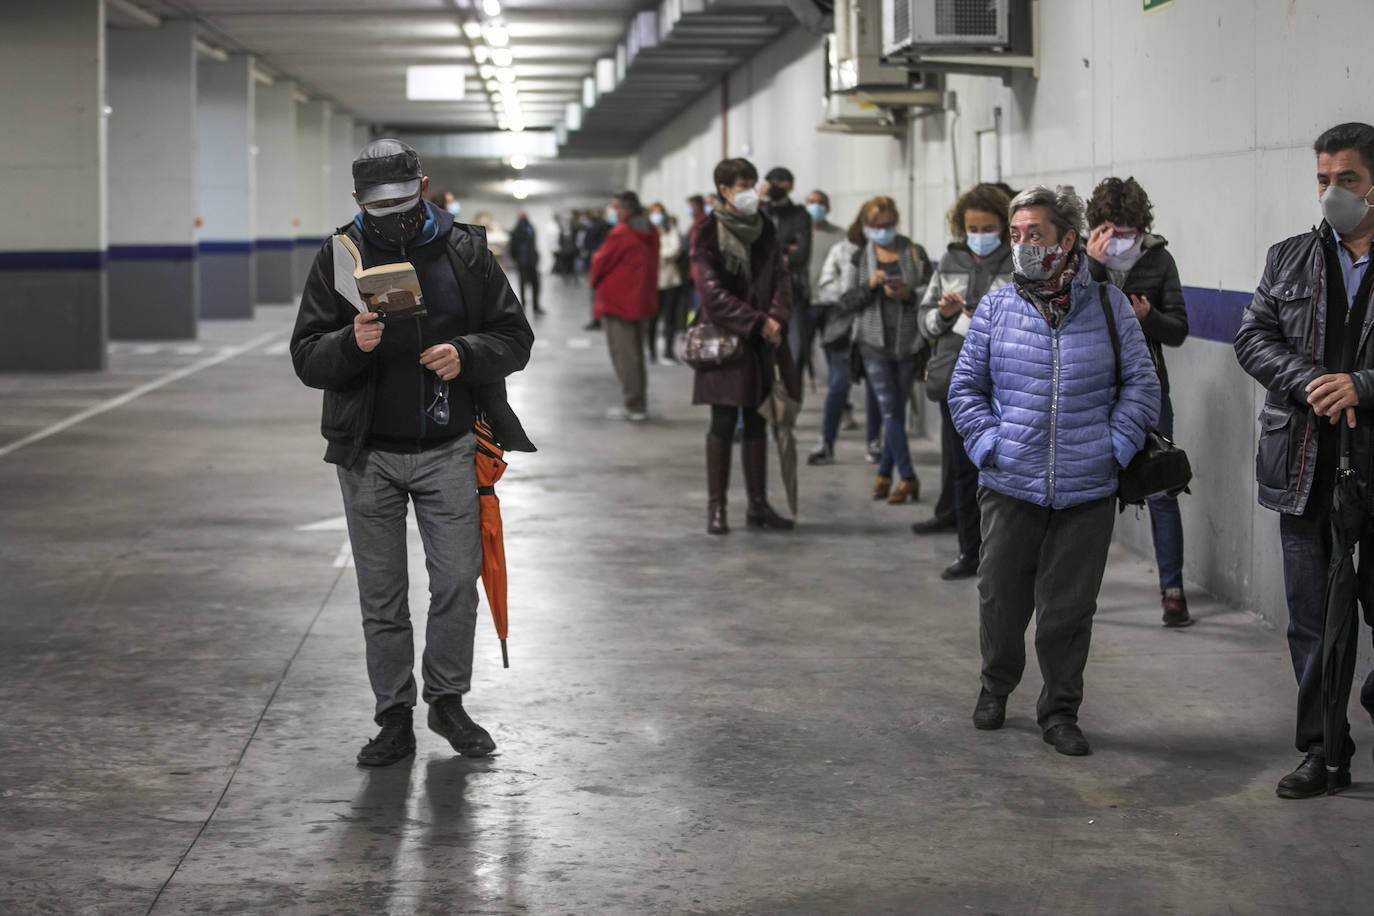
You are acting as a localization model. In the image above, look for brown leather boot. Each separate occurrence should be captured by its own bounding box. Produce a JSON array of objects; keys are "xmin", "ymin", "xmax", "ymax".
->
[
  {"xmin": 706, "ymin": 433, "xmax": 731, "ymax": 535},
  {"xmin": 872, "ymin": 475, "xmax": 893, "ymax": 501},
  {"xmin": 888, "ymin": 476, "xmax": 920, "ymax": 504},
  {"xmin": 742, "ymin": 436, "xmax": 795, "ymax": 529}
]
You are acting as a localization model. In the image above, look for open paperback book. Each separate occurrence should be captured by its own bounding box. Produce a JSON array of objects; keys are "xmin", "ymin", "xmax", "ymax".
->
[{"xmin": 331, "ymin": 234, "xmax": 427, "ymax": 321}]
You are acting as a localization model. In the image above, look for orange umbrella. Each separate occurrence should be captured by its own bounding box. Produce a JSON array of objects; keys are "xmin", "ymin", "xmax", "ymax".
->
[{"xmin": 473, "ymin": 418, "xmax": 510, "ymax": 668}]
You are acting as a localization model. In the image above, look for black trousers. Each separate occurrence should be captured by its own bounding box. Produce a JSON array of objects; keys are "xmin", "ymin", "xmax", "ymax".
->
[
  {"xmin": 977, "ymin": 488, "xmax": 1115, "ymax": 729},
  {"xmin": 518, "ymin": 266, "xmax": 540, "ymax": 311},
  {"xmin": 941, "ymin": 399, "xmax": 982, "ymax": 558}
]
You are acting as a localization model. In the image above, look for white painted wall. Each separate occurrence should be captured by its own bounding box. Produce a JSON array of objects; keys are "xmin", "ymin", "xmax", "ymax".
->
[
  {"xmin": 328, "ymin": 112, "xmax": 357, "ymax": 230},
  {"xmin": 630, "ymin": 0, "xmax": 1374, "ymax": 623},
  {"xmin": 197, "ymin": 55, "xmax": 255, "ymax": 244},
  {"xmin": 294, "ymin": 100, "xmax": 331, "ymax": 240},
  {"xmin": 107, "ymin": 21, "xmax": 198, "ymax": 247},
  {"xmin": 0, "ymin": 1, "xmax": 106, "ymax": 252},
  {"xmin": 254, "ymin": 82, "xmax": 297, "ymax": 242}
]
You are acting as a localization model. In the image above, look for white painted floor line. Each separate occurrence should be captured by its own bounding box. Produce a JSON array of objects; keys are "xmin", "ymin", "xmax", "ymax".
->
[
  {"xmin": 332, "ymin": 540, "xmax": 354, "ymax": 569},
  {"xmin": 0, "ymin": 330, "xmax": 280, "ymax": 459}
]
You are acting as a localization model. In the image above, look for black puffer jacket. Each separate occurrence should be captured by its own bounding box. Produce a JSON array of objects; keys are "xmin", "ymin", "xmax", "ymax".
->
[
  {"xmin": 1234, "ymin": 222, "xmax": 1374, "ymax": 514},
  {"xmin": 1085, "ymin": 234, "xmax": 1188, "ymax": 394},
  {"xmin": 291, "ymin": 210, "xmax": 535, "ymax": 470}
]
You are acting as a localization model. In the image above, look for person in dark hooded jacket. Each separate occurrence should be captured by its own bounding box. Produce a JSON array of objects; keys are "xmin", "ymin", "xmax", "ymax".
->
[
  {"xmin": 1084, "ymin": 177, "xmax": 1192, "ymax": 627},
  {"xmin": 290, "ymin": 139, "xmax": 534, "ymax": 769}
]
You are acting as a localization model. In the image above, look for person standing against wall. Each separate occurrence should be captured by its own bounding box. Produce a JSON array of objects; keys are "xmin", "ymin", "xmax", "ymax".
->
[
  {"xmin": 836, "ymin": 196, "xmax": 931, "ymax": 505},
  {"xmin": 1084, "ymin": 177, "xmax": 1191, "ymax": 625},
  {"xmin": 762, "ymin": 167, "xmax": 813, "ymax": 387},
  {"xmin": 590, "ymin": 191, "xmax": 659, "ymax": 422},
  {"xmin": 1235, "ymin": 122, "xmax": 1374, "ymax": 799},
  {"xmin": 646, "ymin": 202, "xmax": 683, "ymax": 365},
  {"xmin": 691, "ymin": 157, "xmax": 798, "ymax": 534},
  {"xmin": 914, "ymin": 184, "xmax": 1014, "ymax": 580},
  {"xmin": 949, "ymin": 185, "xmax": 1159, "ymax": 757},
  {"xmin": 581, "ymin": 208, "xmax": 611, "ymax": 331},
  {"xmin": 290, "ymin": 139, "xmax": 535, "ymax": 767},
  {"xmin": 509, "ymin": 211, "xmax": 543, "ymax": 315}
]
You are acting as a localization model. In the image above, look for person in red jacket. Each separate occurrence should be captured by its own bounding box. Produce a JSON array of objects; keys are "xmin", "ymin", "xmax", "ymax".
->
[{"xmin": 590, "ymin": 191, "xmax": 660, "ymax": 421}]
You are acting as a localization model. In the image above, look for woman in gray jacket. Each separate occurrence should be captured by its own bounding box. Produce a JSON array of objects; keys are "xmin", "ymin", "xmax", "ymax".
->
[{"xmin": 914, "ymin": 184, "xmax": 1014, "ymax": 578}]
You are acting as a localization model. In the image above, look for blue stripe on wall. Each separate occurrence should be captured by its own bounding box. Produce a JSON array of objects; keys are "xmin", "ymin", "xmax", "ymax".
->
[
  {"xmin": 199, "ymin": 241, "xmax": 254, "ymax": 255},
  {"xmin": 0, "ymin": 250, "xmax": 105, "ymax": 270},
  {"xmin": 1182, "ymin": 285, "xmax": 1253, "ymax": 345},
  {"xmin": 254, "ymin": 238, "xmax": 296, "ymax": 250},
  {"xmin": 107, "ymin": 245, "xmax": 196, "ymax": 262},
  {"xmin": 295, "ymin": 237, "xmax": 328, "ymax": 248}
]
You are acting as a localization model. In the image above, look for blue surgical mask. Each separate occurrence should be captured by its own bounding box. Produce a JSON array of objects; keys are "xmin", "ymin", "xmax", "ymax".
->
[
  {"xmin": 806, "ymin": 203, "xmax": 827, "ymax": 223},
  {"xmin": 605, "ymin": 206, "xmax": 618, "ymax": 226},
  {"xmin": 864, "ymin": 226, "xmax": 896, "ymax": 247},
  {"xmin": 446, "ymin": 201, "xmax": 462, "ymax": 217},
  {"xmin": 704, "ymin": 204, "xmax": 714, "ymax": 216},
  {"xmin": 966, "ymin": 232, "xmax": 1001, "ymax": 257},
  {"xmin": 649, "ymin": 211, "xmax": 664, "ymax": 227}
]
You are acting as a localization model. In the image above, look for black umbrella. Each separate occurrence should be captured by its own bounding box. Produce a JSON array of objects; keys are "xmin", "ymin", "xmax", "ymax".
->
[{"xmin": 1320, "ymin": 422, "xmax": 1366, "ymax": 793}]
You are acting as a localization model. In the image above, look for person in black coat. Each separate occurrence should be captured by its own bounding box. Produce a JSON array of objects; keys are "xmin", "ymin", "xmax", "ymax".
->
[
  {"xmin": 1085, "ymin": 178, "xmax": 1191, "ymax": 627},
  {"xmin": 509, "ymin": 212, "xmax": 543, "ymax": 314}
]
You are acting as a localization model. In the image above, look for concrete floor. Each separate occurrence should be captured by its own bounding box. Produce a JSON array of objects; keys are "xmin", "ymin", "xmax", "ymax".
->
[{"xmin": 3, "ymin": 277, "xmax": 1374, "ymax": 916}]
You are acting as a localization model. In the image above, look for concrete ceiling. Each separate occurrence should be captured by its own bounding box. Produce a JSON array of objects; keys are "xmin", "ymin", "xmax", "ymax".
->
[{"xmin": 123, "ymin": 0, "xmax": 799, "ymax": 157}]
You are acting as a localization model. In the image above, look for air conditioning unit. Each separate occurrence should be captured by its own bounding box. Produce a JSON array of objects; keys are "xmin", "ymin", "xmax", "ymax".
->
[
  {"xmin": 883, "ymin": 0, "xmax": 1010, "ymax": 55},
  {"xmin": 828, "ymin": 1, "xmax": 944, "ymax": 106},
  {"xmin": 817, "ymin": 92, "xmax": 903, "ymax": 136}
]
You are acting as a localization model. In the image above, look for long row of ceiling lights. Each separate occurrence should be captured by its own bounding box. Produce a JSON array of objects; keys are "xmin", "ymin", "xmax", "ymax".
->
[{"xmin": 462, "ymin": 0, "xmax": 524, "ymax": 132}]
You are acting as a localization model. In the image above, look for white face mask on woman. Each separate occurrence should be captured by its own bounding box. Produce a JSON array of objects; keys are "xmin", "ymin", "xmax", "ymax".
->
[{"xmin": 730, "ymin": 189, "xmax": 760, "ymax": 217}]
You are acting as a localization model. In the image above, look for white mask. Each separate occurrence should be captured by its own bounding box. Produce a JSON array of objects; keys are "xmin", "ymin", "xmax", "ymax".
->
[
  {"xmin": 731, "ymin": 189, "xmax": 760, "ymax": 217},
  {"xmin": 364, "ymin": 194, "xmax": 420, "ymax": 217}
]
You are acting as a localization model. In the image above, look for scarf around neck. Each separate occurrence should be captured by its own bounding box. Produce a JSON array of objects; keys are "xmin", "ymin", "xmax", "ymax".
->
[
  {"xmin": 1013, "ymin": 247, "xmax": 1082, "ymax": 329},
  {"xmin": 715, "ymin": 207, "xmax": 764, "ymax": 283}
]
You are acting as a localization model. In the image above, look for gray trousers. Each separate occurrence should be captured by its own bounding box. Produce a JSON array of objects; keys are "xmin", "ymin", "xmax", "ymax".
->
[
  {"xmin": 976, "ymin": 487, "xmax": 1116, "ymax": 730},
  {"xmin": 336, "ymin": 435, "xmax": 482, "ymax": 722},
  {"xmin": 604, "ymin": 315, "xmax": 647, "ymax": 413}
]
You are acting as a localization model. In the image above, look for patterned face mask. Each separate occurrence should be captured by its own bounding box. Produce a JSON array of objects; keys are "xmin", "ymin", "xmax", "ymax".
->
[
  {"xmin": 1012, "ymin": 242, "xmax": 1066, "ymax": 280},
  {"xmin": 362, "ymin": 196, "xmax": 426, "ymax": 246}
]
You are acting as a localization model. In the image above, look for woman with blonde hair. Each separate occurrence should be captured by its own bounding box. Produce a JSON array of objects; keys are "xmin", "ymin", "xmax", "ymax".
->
[{"xmin": 836, "ymin": 196, "xmax": 932, "ymax": 504}]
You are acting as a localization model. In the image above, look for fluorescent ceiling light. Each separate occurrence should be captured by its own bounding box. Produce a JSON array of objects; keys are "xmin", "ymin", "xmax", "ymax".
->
[
  {"xmin": 462, "ymin": 20, "xmax": 482, "ymax": 39},
  {"xmin": 485, "ymin": 25, "xmax": 509, "ymax": 47},
  {"xmin": 479, "ymin": 64, "xmax": 495, "ymax": 80},
  {"xmin": 511, "ymin": 179, "xmax": 530, "ymax": 200},
  {"xmin": 485, "ymin": 80, "xmax": 499, "ymax": 92},
  {"xmin": 510, "ymin": 154, "xmax": 528, "ymax": 170},
  {"xmin": 490, "ymin": 48, "xmax": 513, "ymax": 67},
  {"xmin": 495, "ymin": 68, "xmax": 516, "ymax": 83},
  {"xmin": 406, "ymin": 65, "xmax": 466, "ymax": 101},
  {"xmin": 483, "ymin": 0, "xmax": 502, "ymax": 15},
  {"xmin": 582, "ymin": 75, "xmax": 596, "ymax": 108},
  {"xmin": 472, "ymin": 46, "xmax": 489, "ymax": 64}
]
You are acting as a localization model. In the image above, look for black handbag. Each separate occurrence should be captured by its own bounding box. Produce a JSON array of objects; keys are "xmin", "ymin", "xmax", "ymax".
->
[{"xmin": 1098, "ymin": 284, "xmax": 1192, "ymax": 506}]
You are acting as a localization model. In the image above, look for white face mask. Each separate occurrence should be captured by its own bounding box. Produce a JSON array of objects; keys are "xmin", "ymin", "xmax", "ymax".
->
[
  {"xmin": 731, "ymin": 189, "xmax": 760, "ymax": 217},
  {"xmin": 364, "ymin": 194, "xmax": 420, "ymax": 217}
]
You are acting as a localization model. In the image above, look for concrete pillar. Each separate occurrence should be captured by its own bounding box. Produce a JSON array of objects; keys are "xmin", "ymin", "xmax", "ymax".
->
[
  {"xmin": 197, "ymin": 54, "xmax": 255, "ymax": 320},
  {"xmin": 253, "ymin": 80, "xmax": 296, "ymax": 304},
  {"xmin": 0, "ymin": 1, "xmax": 107, "ymax": 371},
  {"xmin": 328, "ymin": 111, "xmax": 357, "ymax": 230},
  {"xmin": 107, "ymin": 20, "xmax": 199, "ymax": 340},
  {"xmin": 293, "ymin": 100, "xmax": 330, "ymax": 288}
]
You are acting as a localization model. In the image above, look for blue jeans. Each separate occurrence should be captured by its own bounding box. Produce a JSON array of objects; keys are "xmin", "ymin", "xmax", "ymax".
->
[
  {"xmin": 821, "ymin": 345, "xmax": 852, "ymax": 446},
  {"xmin": 1147, "ymin": 394, "xmax": 1185, "ymax": 590},
  {"xmin": 862, "ymin": 355, "xmax": 917, "ymax": 480}
]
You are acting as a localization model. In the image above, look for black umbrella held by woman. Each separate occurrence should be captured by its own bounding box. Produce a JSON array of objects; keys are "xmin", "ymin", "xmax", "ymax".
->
[{"xmin": 1320, "ymin": 421, "xmax": 1367, "ymax": 793}]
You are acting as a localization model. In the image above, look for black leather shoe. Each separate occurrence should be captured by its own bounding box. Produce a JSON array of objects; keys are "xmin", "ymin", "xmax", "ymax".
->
[
  {"xmin": 1043, "ymin": 723, "xmax": 1091, "ymax": 756},
  {"xmin": 1276, "ymin": 752, "xmax": 1352, "ymax": 799},
  {"xmin": 428, "ymin": 696, "xmax": 497, "ymax": 757},
  {"xmin": 941, "ymin": 554, "xmax": 979, "ymax": 580},
  {"xmin": 356, "ymin": 707, "xmax": 416, "ymax": 767},
  {"xmin": 911, "ymin": 515, "xmax": 956, "ymax": 535},
  {"xmin": 972, "ymin": 689, "xmax": 1006, "ymax": 730}
]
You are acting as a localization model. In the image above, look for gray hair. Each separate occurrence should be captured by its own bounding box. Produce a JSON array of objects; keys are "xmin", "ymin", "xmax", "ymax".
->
[{"xmin": 1008, "ymin": 184, "xmax": 1086, "ymax": 245}]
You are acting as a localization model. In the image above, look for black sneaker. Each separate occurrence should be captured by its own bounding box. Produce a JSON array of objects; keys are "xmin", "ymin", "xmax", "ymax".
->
[
  {"xmin": 428, "ymin": 695, "xmax": 497, "ymax": 758},
  {"xmin": 911, "ymin": 515, "xmax": 956, "ymax": 535},
  {"xmin": 941, "ymin": 554, "xmax": 979, "ymax": 580},
  {"xmin": 1161, "ymin": 589, "xmax": 1193, "ymax": 628},
  {"xmin": 1043, "ymin": 723, "xmax": 1091, "ymax": 756},
  {"xmin": 806, "ymin": 442, "xmax": 834, "ymax": 466},
  {"xmin": 356, "ymin": 707, "xmax": 416, "ymax": 768},
  {"xmin": 865, "ymin": 439, "xmax": 882, "ymax": 464},
  {"xmin": 1276, "ymin": 748, "xmax": 1353, "ymax": 799}
]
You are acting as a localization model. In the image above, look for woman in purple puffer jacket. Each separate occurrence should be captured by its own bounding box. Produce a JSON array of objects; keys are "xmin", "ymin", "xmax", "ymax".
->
[{"xmin": 948, "ymin": 184, "xmax": 1159, "ymax": 759}]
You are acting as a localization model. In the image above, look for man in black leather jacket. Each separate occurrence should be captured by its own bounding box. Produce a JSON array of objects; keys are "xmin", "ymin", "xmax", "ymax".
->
[
  {"xmin": 1235, "ymin": 122, "xmax": 1374, "ymax": 800},
  {"xmin": 291, "ymin": 139, "xmax": 534, "ymax": 768},
  {"xmin": 762, "ymin": 167, "xmax": 813, "ymax": 383}
]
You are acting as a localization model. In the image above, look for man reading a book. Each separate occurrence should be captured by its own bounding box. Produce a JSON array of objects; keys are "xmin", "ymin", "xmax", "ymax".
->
[{"xmin": 290, "ymin": 138, "xmax": 535, "ymax": 767}]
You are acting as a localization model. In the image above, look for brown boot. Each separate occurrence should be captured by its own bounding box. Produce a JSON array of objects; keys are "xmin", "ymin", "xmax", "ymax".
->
[
  {"xmin": 742, "ymin": 436, "xmax": 795, "ymax": 529},
  {"xmin": 706, "ymin": 433, "xmax": 731, "ymax": 535},
  {"xmin": 872, "ymin": 474, "xmax": 893, "ymax": 501},
  {"xmin": 888, "ymin": 476, "xmax": 920, "ymax": 504}
]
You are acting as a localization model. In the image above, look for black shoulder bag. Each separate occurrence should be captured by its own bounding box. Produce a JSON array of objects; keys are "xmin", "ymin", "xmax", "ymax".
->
[{"xmin": 1098, "ymin": 284, "xmax": 1193, "ymax": 507}]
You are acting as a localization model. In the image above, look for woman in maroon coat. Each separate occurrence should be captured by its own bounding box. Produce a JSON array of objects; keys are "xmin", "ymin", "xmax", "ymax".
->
[{"xmin": 690, "ymin": 157, "xmax": 801, "ymax": 535}]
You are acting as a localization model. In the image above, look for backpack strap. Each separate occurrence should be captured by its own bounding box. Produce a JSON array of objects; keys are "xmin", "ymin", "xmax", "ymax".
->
[{"xmin": 1097, "ymin": 282, "xmax": 1122, "ymax": 390}]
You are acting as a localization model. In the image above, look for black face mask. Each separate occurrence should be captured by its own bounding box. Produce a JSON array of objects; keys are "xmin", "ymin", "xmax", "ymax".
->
[
  {"xmin": 362, "ymin": 199, "xmax": 427, "ymax": 247},
  {"xmin": 767, "ymin": 184, "xmax": 789, "ymax": 202}
]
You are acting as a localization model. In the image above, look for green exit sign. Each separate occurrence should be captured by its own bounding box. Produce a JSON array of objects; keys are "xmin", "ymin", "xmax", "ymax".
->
[{"xmin": 1144, "ymin": 0, "xmax": 1173, "ymax": 11}]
